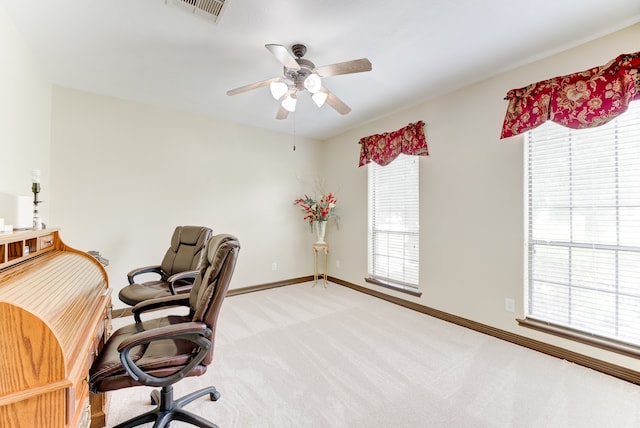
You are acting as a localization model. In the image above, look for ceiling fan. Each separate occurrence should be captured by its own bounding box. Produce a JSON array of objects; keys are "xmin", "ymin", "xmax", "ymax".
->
[{"xmin": 226, "ymin": 43, "xmax": 372, "ymax": 120}]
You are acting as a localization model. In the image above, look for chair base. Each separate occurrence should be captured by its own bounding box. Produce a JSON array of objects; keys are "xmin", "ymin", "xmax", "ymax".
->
[{"xmin": 113, "ymin": 384, "xmax": 220, "ymax": 428}]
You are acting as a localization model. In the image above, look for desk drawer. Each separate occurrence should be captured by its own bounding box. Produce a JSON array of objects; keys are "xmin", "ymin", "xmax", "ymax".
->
[{"xmin": 38, "ymin": 234, "xmax": 55, "ymax": 251}]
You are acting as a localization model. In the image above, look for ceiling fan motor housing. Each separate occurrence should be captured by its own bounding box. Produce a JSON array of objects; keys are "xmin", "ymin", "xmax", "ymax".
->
[{"xmin": 284, "ymin": 58, "xmax": 315, "ymax": 89}]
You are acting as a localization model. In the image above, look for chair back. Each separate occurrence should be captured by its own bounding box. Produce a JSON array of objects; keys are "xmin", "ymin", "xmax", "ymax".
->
[
  {"xmin": 189, "ymin": 233, "xmax": 240, "ymax": 364},
  {"xmin": 160, "ymin": 225, "xmax": 213, "ymax": 277}
]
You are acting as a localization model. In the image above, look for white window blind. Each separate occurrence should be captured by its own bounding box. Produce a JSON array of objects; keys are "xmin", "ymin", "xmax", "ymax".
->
[
  {"xmin": 368, "ymin": 154, "xmax": 419, "ymax": 288},
  {"xmin": 526, "ymin": 101, "xmax": 640, "ymax": 346}
]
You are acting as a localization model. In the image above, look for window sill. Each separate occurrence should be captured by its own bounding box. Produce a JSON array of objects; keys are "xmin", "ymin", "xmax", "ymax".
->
[
  {"xmin": 517, "ymin": 317, "xmax": 640, "ymax": 359},
  {"xmin": 365, "ymin": 277, "xmax": 422, "ymax": 297}
]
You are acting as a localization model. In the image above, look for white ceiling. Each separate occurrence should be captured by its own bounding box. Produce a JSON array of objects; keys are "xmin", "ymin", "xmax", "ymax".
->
[{"xmin": 2, "ymin": 0, "xmax": 639, "ymax": 140}]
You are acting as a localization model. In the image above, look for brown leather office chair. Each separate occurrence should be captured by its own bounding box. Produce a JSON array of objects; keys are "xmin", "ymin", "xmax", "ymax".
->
[
  {"xmin": 119, "ymin": 225, "xmax": 213, "ymax": 306},
  {"xmin": 90, "ymin": 233, "xmax": 240, "ymax": 428}
]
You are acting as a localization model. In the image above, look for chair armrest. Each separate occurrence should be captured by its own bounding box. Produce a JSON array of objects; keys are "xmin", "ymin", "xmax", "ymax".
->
[
  {"xmin": 117, "ymin": 322, "xmax": 212, "ymax": 387},
  {"xmin": 132, "ymin": 294, "xmax": 191, "ymax": 323},
  {"xmin": 166, "ymin": 269, "xmax": 199, "ymax": 294},
  {"xmin": 127, "ymin": 264, "xmax": 162, "ymax": 285}
]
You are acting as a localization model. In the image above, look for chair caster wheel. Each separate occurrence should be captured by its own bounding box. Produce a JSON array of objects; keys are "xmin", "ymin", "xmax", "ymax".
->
[
  {"xmin": 150, "ymin": 389, "xmax": 160, "ymax": 405},
  {"xmin": 210, "ymin": 390, "xmax": 221, "ymax": 401}
]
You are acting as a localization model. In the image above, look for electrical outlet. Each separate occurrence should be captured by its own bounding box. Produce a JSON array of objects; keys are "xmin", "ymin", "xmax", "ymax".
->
[
  {"xmin": 271, "ymin": 262, "xmax": 277, "ymax": 271},
  {"xmin": 336, "ymin": 260, "xmax": 341, "ymax": 268},
  {"xmin": 505, "ymin": 298, "xmax": 515, "ymax": 312}
]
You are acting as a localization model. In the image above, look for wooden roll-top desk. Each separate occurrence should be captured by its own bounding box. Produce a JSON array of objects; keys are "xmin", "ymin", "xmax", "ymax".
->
[{"xmin": 0, "ymin": 229, "xmax": 111, "ymax": 428}]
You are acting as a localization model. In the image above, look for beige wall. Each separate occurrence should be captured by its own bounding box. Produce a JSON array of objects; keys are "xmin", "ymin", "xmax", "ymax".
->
[
  {"xmin": 2, "ymin": 1, "xmax": 640, "ymax": 372},
  {"xmin": 50, "ymin": 87, "xmax": 323, "ymax": 302},
  {"xmin": 0, "ymin": 6, "xmax": 51, "ymax": 217},
  {"xmin": 323, "ymin": 23, "xmax": 640, "ymax": 370}
]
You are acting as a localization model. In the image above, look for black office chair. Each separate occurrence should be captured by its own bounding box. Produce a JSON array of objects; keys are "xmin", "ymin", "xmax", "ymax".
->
[
  {"xmin": 119, "ymin": 225, "xmax": 213, "ymax": 306},
  {"xmin": 90, "ymin": 233, "xmax": 240, "ymax": 428}
]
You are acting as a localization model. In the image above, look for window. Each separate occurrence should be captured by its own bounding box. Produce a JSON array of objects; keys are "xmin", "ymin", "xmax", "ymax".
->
[
  {"xmin": 526, "ymin": 101, "xmax": 640, "ymax": 347},
  {"xmin": 368, "ymin": 154, "xmax": 419, "ymax": 291}
]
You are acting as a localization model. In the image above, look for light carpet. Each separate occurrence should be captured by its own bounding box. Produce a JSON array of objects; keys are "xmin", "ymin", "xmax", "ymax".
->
[{"xmin": 106, "ymin": 283, "xmax": 640, "ymax": 427}]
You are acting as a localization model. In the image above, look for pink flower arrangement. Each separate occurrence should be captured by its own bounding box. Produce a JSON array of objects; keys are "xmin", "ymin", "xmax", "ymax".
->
[{"xmin": 293, "ymin": 192, "xmax": 337, "ymax": 223}]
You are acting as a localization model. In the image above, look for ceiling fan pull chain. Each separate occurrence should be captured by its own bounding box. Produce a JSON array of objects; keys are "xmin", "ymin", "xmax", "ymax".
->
[{"xmin": 292, "ymin": 111, "xmax": 296, "ymax": 151}]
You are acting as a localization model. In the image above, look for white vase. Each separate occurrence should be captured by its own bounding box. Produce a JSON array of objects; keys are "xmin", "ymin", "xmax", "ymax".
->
[{"xmin": 314, "ymin": 220, "xmax": 327, "ymax": 244}]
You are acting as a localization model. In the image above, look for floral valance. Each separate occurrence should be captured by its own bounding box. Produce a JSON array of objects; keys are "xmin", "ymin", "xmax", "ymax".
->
[
  {"xmin": 500, "ymin": 52, "xmax": 640, "ymax": 139},
  {"xmin": 358, "ymin": 121, "xmax": 429, "ymax": 167}
]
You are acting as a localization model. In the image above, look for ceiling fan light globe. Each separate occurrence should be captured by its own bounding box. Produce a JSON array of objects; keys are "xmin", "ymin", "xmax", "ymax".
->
[
  {"xmin": 282, "ymin": 94, "xmax": 297, "ymax": 112},
  {"xmin": 304, "ymin": 73, "xmax": 322, "ymax": 94},
  {"xmin": 269, "ymin": 81, "xmax": 288, "ymax": 100},
  {"xmin": 312, "ymin": 91, "xmax": 328, "ymax": 108}
]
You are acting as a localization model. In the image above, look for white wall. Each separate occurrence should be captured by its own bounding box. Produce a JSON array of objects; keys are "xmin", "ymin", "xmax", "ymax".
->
[
  {"xmin": 0, "ymin": 6, "xmax": 51, "ymax": 217},
  {"xmin": 323, "ymin": 23, "xmax": 640, "ymax": 370},
  {"xmin": 50, "ymin": 87, "xmax": 323, "ymax": 308}
]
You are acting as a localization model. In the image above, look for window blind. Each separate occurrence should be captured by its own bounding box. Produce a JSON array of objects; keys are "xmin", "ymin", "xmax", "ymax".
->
[
  {"xmin": 526, "ymin": 101, "xmax": 640, "ymax": 346},
  {"xmin": 368, "ymin": 154, "xmax": 419, "ymax": 287}
]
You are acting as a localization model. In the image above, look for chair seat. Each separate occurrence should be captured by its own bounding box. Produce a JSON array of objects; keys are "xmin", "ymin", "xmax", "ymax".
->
[
  {"xmin": 119, "ymin": 281, "xmax": 174, "ymax": 306},
  {"xmin": 90, "ymin": 315, "xmax": 207, "ymax": 393}
]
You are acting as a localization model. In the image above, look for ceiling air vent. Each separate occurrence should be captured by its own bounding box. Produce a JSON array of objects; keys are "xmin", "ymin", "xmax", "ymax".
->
[{"xmin": 166, "ymin": 0, "xmax": 228, "ymax": 23}]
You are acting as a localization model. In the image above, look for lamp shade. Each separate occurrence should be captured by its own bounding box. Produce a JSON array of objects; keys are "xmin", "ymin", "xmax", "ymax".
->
[
  {"xmin": 312, "ymin": 91, "xmax": 328, "ymax": 108},
  {"xmin": 270, "ymin": 81, "xmax": 288, "ymax": 100},
  {"xmin": 281, "ymin": 94, "xmax": 297, "ymax": 112},
  {"xmin": 303, "ymin": 73, "xmax": 322, "ymax": 94}
]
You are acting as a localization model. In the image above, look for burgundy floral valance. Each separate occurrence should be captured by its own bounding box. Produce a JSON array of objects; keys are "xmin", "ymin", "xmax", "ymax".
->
[
  {"xmin": 358, "ymin": 121, "xmax": 429, "ymax": 167},
  {"xmin": 501, "ymin": 52, "xmax": 640, "ymax": 139}
]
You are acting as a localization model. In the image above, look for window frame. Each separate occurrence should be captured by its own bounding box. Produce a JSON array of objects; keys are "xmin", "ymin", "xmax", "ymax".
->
[
  {"xmin": 367, "ymin": 154, "xmax": 421, "ymax": 296},
  {"xmin": 522, "ymin": 101, "xmax": 640, "ymax": 356}
]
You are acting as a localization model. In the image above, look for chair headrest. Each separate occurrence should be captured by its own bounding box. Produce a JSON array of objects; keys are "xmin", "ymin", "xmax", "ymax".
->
[
  {"xmin": 170, "ymin": 226, "xmax": 210, "ymax": 250},
  {"xmin": 206, "ymin": 233, "xmax": 239, "ymax": 274}
]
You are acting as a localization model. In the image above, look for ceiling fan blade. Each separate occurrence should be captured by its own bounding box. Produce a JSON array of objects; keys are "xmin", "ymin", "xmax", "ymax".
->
[
  {"xmin": 276, "ymin": 105, "xmax": 289, "ymax": 120},
  {"xmin": 226, "ymin": 77, "xmax": 279, "ymax": 96},
  {"xmin": 316, "ymin": 58, "xmax": 372, "ymax": 77},
  {"xmin": 321, "ymin": 87, "xmax": 351, "ymax": 115},
  {"xmin": 265, "ymin": 44, "xmax": 301, "ymax": 70}
]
